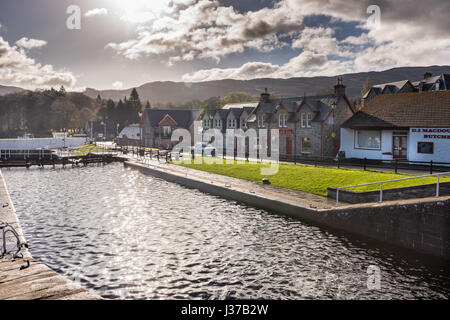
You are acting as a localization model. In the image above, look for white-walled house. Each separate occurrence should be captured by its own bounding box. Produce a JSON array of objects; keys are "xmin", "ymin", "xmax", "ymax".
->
[{"xmin": 340, "ymin": 91, "xmax": 450, "ymax": 163}]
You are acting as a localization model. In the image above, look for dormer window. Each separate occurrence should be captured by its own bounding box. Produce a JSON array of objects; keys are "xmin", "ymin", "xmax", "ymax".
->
[
  {"xmin": 258, "ymin": 115, "xmax": 265, "ymax": 128},
  {"xmin": 301, "ymin": 113, "xmax": 306, "ymax": 128},
  {"xmin": 279, "ymin": 114, "xmax": 287, "ymax": 128},
  {"xmin": 307, "ymin": 113, "xmax": 312, "ymax": 128}
]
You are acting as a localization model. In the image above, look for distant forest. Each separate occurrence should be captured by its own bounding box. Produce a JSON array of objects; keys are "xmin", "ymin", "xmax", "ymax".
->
[{"xmin": 0, "ymin": 87, "xmax": 259, "ymax": 138}]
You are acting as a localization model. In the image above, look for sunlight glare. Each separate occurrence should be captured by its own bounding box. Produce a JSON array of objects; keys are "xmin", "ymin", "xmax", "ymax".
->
[{"xmin": 111, "ymin": 0, "xmax": 170, "ymax": 23}]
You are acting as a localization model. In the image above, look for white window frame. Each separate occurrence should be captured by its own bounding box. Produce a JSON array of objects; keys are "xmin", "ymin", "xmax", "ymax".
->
[
  {"xmin": 301, "ymin": 137, "xmax": 312, "ymax": 154},
  {"xmin": 354, "ymin": 130, "xmax": 382, "ymax": 150},
  {"xmin": 301, "ymin": 113, "xmax": 306, "ymax": 128},
  {"xmin": 283, "ymin": 114, "xmax": 287, "ymax": 128},
  {"xmin": 279, "ymin": 114, "xmax": 283, "ymax": 128},
  {"xmin": 163, "ymin": 126, "xmax": 171, "ymax": 137},
  {"xmin": 307, "ymin": 113, "xmax": 312, "ymax": 128}
]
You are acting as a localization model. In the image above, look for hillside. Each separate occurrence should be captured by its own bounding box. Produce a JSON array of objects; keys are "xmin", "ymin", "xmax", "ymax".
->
[
  {"xmin": 0, "ymin": 84, "xmax": 24, "ymax": 95},
  {"xmin": 84, "ymin": 66, "xmax": 450, "ymax": 105}
]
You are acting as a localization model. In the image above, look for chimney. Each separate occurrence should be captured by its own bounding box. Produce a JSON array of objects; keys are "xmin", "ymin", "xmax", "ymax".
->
[
  {"xmin": 260, "ymin": 88, "xmax": 270, "ymax": 102},
  {"xmin": 424, "ymin": 72, "xmax": 433, "ymax": 80},
  {"xmin": 334, "ymin": 76, "xmax": 346, "ymax": 96}
]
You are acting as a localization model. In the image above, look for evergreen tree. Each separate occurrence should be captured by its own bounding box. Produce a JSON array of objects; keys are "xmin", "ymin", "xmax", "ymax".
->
[
  {"xmin": 59, "ymin": 85, "xmax": 67, "ymax": 96},
  {"xmin": 145, "ymin": 101, "xmax": 151, "ymax": 109}
]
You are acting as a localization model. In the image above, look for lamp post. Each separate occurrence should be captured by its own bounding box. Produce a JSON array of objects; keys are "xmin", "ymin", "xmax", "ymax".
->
[{"xmin": 138, "ymin": 112, "xmax": 143, "ymax": 156}]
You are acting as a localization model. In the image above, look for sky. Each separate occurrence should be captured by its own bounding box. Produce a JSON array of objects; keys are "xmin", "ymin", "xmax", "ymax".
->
[{"xmin": 0, "ymin": 0, "xmax": 449, "ymax": 91}]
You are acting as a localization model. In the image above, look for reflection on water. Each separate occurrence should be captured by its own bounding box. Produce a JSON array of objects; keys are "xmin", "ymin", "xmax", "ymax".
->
[{"xmin": 2, "ymin": 164, "xmax": 449, "ymax": 299}]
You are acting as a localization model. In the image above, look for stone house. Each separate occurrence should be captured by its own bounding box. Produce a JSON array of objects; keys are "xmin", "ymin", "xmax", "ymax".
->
[
  {"xmin": 246, "ymin": 78, "xmax": 356, "ymax": 158},
  {"xmin": 141, "ymin": 108, "xmax": 201, "ymax": 149}
]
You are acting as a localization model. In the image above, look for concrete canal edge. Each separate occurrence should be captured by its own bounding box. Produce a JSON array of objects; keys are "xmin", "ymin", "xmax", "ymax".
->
[
  {"xmin": 0, "ymin": 170, "xmax": 102, "ymax": 300},
  {"xmin": 125, "ymin": 161, "xmax": 450, "ymax": 261}
]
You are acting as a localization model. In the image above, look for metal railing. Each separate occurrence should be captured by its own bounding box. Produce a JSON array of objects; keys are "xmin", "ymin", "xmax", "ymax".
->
[{"xmin": 335, "ymin": 172, "xmax": 450, "ymax": 206}]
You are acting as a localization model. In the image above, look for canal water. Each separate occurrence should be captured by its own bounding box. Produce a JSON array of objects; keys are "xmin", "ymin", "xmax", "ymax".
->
[{"xmin": 2, "ymin": 163, "xmax": 449, "ymax": 299}]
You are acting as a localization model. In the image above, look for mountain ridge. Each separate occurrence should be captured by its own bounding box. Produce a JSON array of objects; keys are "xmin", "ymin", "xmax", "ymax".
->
[{"xmin": 84, "ymin": 66, "xmax": 450, "ymax": 105}]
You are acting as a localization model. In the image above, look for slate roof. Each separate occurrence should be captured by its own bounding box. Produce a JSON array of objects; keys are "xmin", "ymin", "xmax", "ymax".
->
[
  {"xmin": 118, "ymin": 125, "xmax": 140, "ymax": 140},
  {"xmin": 214, "ymin": 109, "xmax": 229, "ymax": 119},
  {"xmin": 228, "ymin": 108, "xmax": 243, "ymax": 119},
  {"xmin": 144, "ymin": 109, "xmax": 201, "ymax": 128},
  {"xmin": 342, "ymin": 91, "xmax": 450, "ymax": 129},
  {"xmin": 363, "ymin": 80, "xmax": 410, "ymax": 99},
  {"xmin": 248, "ymin": 94, "xmax": 349, "ymax": 123}
]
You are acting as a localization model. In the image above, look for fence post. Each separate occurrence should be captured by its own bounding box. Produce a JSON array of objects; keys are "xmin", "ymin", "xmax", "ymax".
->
[
  {"xmin": 364, "ymin": 158, "xmax": 367, "ymax": 171},
  {"xmin": 379, "ymin": 183, "xmax": 383, "ymax": 203},
  {"xmin": 337, "ymin": 157, "xmax": 340, "ymax": 169},
  {"xmin": 336, "ymin": 189, "xmax": 339, "ymax": 206},
  {"xmin": 394, "ymin": 159, "xmax": 398, "ymax": 174},
  {"xmin": 436, "ymin": 175, "xmax": 440, "ymax": 197},
  {"xmin": 430, "ymin": 160, "xmax": 433, "ymax": 175}
]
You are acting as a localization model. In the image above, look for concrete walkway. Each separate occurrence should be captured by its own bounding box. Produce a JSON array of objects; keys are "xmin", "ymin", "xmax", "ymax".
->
[
  {"xmin": 0, "ymin": 170, "xmax": 101, "ymax": 300},
  {"xmin": 130, "ymin": 157, "xmax": 338, "ymax": 210}
]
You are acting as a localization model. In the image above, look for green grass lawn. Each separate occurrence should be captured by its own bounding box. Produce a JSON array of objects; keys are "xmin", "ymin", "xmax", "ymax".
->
[
  {"xmin": 174, "ymin": 158, "xmax": 449, "ymax": 196},
  {"xmin": 70, "ymin": 145, "xmax": 106, "ymax": 156}
]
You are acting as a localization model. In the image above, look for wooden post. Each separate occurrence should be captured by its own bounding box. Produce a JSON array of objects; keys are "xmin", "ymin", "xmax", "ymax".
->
[
  {"xmin": 430, "ymin": 160, "xmax": 433, "ymax": 175},
  {"xmin": 363, "ymin": 158, "xmax": 367, "ymax": 171},
  {"xmin": 395, "ymin": 159, "xmax": 398, "ymax": 174}
]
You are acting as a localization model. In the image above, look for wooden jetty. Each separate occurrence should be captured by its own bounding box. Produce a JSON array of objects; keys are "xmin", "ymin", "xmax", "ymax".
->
[{"xmin": 0, "ymin": 149, "xmax": 127, "ymax": 169}]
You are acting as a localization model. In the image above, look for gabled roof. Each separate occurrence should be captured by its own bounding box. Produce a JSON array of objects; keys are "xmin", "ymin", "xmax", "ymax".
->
[
  {"xmin": 228, "ymin": 108, "xmax": 243, "ymax": 119},
  {"xmin": 144, "ymin": 109, "xmax": 201, "ymax": 128},
  {"xmin": 363, "ymin": 80, "xmax": 411, "ymax": 99},
  {"xmin": 119, "ymin": 125, "xmax": 140, "ymax": 140},
  {"xmin": 342, "ymin": 91, "xmax": 450, "ymax": 129},
  {"xmin": 248, "ymin": 93, "xmax": 354, "ymax": 123},
  {"xmin": 214, "ymin": 109, "xmax": 229, "ymax": 119}
]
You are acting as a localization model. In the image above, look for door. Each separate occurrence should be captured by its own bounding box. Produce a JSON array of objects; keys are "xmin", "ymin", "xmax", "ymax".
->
[
  {"xmin": 393, "ymin": 136, "xmax": 408, "ymax": 159},
  {"xmin": 286, "ymin": 137, "xmax": 293, "ymax": 155}
]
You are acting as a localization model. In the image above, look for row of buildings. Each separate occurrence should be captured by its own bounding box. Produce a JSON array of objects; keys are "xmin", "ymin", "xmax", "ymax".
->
[{"xmin": 128, "ymin": 72, "xmax": 450, "ymax": 163}]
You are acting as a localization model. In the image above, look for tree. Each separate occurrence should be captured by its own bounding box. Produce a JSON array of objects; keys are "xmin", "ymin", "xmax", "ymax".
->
[
  {"xmin": 106, "ymin": 99, "xmax": 116, "ymax": 121},
  {"xmin": 145, "ymin": 101, "xmax": 151, "ymax": 109},
  {"xmin": 59, "ymin": 85, "xmax": 67, "ymax": 96}
]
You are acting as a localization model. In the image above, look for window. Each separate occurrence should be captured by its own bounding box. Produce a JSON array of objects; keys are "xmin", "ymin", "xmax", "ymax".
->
[
  {"xmin": 301, "ymin": 114, "xmax": 306, "ymax": 128},
  {"xmin": 328, "ymin": 116, "xmax": 334, "ymax": 125},
  {"xmin": 279, "ymin": 114, "xmax": 287, "ymax": 128},
  {"xmin": 301, "ymin": 137, "xmax": 312, "ymax": 154},
  {"xmin": 418, "ymin": 142, "xmax": 434, "ymax": 154},
  {"xmin": 258, "ymin": 115, "xmax": 265, "ymax": 128},
  {"xmin": 355, "ymin": 130, "xmax": 381, "ymax": 149},
  {"xmin": 163, "ymin": 126, "xmax": 171, "ymax": 137},
  {"xmin": 307, "ymin": 113, "xmax": 312, "ymax": 128}
]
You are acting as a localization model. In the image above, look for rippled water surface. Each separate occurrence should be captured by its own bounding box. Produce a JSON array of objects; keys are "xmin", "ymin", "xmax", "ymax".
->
[{"xmin": 2, "ymin": 164, "xmax": 449, "ymax": 299}]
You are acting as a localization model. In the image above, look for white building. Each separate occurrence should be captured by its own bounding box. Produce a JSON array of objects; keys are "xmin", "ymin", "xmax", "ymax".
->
[
  {"xmin": 340, "ymin": 91, "xmax": 450, "ymax": 163},
  {"xmin": 117, "ymin": 124, "xmax": 141, "ymax": 146}
]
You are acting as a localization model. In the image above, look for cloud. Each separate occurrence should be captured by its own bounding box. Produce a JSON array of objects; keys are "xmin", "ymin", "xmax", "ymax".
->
[
  {"xmin": 112, "ymin": 81, "xmax": 124, "ymax": 89},
  {"xmin": 15, "ymin": 37, "xmax": 48, "ymax": 50},
  {"xmin": 85, "ymin": 8, "xmax": 108, "ymax": 17},
  {"xmin": 107, "ymin": 0, "xmax": 302, "ymax": 62},
  {"xmin": 0, "ymin": 36, "xmax": 76, "ymax": 89},
  {"xmin": 182, "ymin": 50, "xmax": 351, "ymax": 82},
  {"xmin": 181, "ymin": 0, "xmax": 450, "ymax": 81}
]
